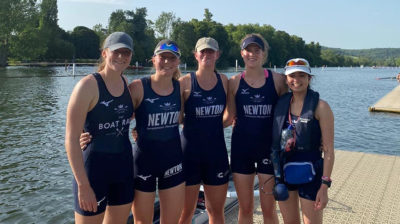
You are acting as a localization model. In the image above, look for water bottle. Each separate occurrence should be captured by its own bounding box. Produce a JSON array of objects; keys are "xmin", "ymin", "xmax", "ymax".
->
[{"xmin": 280, "ymin": 124, "xmax": 295, "ymax": 152}]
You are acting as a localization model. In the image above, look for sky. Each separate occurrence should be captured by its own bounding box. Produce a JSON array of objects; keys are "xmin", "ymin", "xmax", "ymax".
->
[{"xmin": 58, "ymin": 0, "xmax": 400, "ymax": 50}]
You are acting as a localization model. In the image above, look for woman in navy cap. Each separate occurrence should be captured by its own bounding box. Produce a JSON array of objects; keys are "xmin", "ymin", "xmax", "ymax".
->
[
  {"xmin": 225, "ymin": 33, "xmax": 287, "ymax": 223},
  {"xmin": 178, "ymin": 37, "xmax": 230, "ymax": 224},
  {"xmin": 271, "ymin": 58, "xmax": 334, "ymax": 224},
  {"xmin": 65, "ymin": 32, "xmax": 135, "ymax": 223}
]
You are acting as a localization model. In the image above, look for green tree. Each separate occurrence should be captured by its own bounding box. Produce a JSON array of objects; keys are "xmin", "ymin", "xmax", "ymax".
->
[
  {"xmin": 71, "ymin": 26, "xmax": 100, "ymax": 59},
  {"xmin": 203, "ymin": 8, "xmax": 213, "ymax": 22},
  {"xmin": 154, "ymin": 12, "xmax": 176, "ymax": 39},
  {"xmin": 0, "ymin": 0, "xmax": 38, "ymax": 66},
  {"xmin": 93, "ymin": 24, "xmax": 108, "ymax": 45},
  {"xmin": 108, "ymin": 8, "xmax": 156, "ymax": 65}
]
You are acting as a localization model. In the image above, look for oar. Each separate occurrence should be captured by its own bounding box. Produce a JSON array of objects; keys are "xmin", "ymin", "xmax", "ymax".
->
[{"xmin": 375, "ymin": 76, "xmax": 397, "ymax": 80}]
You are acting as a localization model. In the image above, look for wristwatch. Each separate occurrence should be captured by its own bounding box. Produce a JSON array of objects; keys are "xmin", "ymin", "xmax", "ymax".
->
[{"xmin": 321, "ymin": 176, "xmax": 332, "ymax": 188}]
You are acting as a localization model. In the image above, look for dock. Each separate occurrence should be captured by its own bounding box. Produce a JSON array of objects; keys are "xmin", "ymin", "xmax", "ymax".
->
[
  {"xmin": 225, "ymin": 150, "xmax": 400, "ymax": 223},
  {"xmin": 369, "ymin": 85, "xmax": 400, "ymax": 113}
]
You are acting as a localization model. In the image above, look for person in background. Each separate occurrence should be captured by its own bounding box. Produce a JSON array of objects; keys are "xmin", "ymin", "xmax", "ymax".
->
[
  {"xmin": 130, "ymin": 39, "xmax": 185, "ymax": 224},
  {"xmin": 271, "ymin": 58, "xmax": 334, "ymax": 224},
  {"xmin": 65, "ymin": 32, "xmax": 135, "ymax": 224},
  {"xmin": 224, "ymin": 33, "xmax": 287, "ymax": 224},
  {"xmin": 178, "ymin": 37, "xmax": 230, "ymax": 224},
  {"xmin": 396, "ymin": 72, "xmax": 400, "ymax": 82}
]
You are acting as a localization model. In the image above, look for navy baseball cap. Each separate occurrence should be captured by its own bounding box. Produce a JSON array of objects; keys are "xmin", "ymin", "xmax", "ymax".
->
[{"xmin": 241, "ymin": 35, "xmax": 265, "ymax": 51}]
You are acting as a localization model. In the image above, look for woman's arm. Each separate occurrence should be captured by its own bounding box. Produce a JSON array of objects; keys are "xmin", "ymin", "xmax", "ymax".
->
[
  {"xmin": 314, "ymin": 99, "xmax": 335, "ymax": 211},
  {"xmin": 65, "ymin": 76, "xmax": 98, "ymax": 212},
  {"xmin": 223, "ymin": 74, "xmax": 240, "ymax": 127}
]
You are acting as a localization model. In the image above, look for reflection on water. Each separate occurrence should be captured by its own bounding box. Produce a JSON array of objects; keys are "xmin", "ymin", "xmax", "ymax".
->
[{"xmin": 0, "ymin": 66, "xmax": 400, "ymax": 223}]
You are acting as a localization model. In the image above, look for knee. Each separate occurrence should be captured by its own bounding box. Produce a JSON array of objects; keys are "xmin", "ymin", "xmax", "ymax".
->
[{"xmin": 239, "ymin": 204, "xmax": 254, "ymax": 217}]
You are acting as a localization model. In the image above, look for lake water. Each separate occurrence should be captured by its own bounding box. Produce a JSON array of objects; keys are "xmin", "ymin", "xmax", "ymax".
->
[{"xmin": 1, "ymin": 66, "xmax": 399, "ymax": 223}]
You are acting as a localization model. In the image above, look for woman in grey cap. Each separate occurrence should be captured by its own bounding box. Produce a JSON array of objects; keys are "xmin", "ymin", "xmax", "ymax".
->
[
  {"xmin": 130, "ymin": 39, "xmax": 185, "ymax": 224},
  {"xmin": 65, "ymin": 32, "xmax": 135, "ymax": 223},
  {"xmin": 225, "ymin": 33, "xmax": 287, "ymax": 223},
  {"xmin": 178, "ymin": 37, "xmax": 230, "ymax": 224}
]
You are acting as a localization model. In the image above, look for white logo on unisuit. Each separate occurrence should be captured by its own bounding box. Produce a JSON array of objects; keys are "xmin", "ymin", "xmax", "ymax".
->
[
  {"xmin": 164, "ymin": 163, "xmax": 182, "ymax": 178},
  {"xmin": 217, "ymin": 170, "xmax": 230, "ymax": 178},
  {"xmin": 137, "ymin": 174, "xmax": 152, "ymax": 181},
  {"xmin": 241, "ymin": 88, "xmax": 249, "ymax": 95},
  {"xmin": 193, "ymin": 91, "xmax": 202, "ymax": 97},
  {"xmin": 145, "ymin": 98, "xmax": 159, "ymax": 103},
  {"xmin": 100, "ymin": 99, "xmax": 113, "ymax": 107},
  {"xmin": 97, "ymin": 196, "xmax": 106, "ymax": 206},
  {"xmin": 263, "ymin": 158, "xmax": 272, "ymax": 165}
]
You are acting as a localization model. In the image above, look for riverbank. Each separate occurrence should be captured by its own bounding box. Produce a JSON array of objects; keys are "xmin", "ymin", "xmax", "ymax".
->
[{"xmin": 225, "ymin": 150, "xmax": 400, "ymax": 223}]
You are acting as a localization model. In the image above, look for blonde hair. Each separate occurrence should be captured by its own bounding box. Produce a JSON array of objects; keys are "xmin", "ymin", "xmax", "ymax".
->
[
  {"xmin": 240, "ymin": 33, "xmax": 270, "ymax": 65},
  {"xmin": 97, "ymin": 39, "xmax": 108, "ymax": 72}
]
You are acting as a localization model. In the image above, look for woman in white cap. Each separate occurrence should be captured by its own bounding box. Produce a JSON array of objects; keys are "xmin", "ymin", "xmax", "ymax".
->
[
  {"xmin": 271, "ymin": 58, "xmax": 334, "ymax": 224},
  {"xmin": 130, "ymin": 39, "xmax": 185, "ymax": 224},
  {"xmin": 65, "ymin": 32, "xmax": 135, "ymax": 223},
  {"xmin": 178, "ymin": 37, "xmax": 230, "ymax": 224},
  {"xmin": 225, "ymin": 33, "xmax": 287, "ymax": 223}
]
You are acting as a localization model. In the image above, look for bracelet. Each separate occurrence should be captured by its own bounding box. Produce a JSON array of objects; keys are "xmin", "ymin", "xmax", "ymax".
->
[{"xmin": 322, "ymin": 176, "xmax": 331, "ymax": 181}]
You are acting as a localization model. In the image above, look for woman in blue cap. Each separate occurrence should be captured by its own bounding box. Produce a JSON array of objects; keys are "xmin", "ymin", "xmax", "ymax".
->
[
  {"xmin": 178, "ymin": 37, "xmax": 230, "ymax": 224},
  {"xmin": 271, "ymin": 58, "xmax": 334, "ymax": 224},
  {"xmin": 225, "ymin": 33, "xmax": 287, "ymax": 223},
  {"xmin": 130, "ymin": 39, "xmax": 185, "ymax": 224},
  {"xmin": 65, "ymin": 32, "xmax": 135, "ymax": 223}
]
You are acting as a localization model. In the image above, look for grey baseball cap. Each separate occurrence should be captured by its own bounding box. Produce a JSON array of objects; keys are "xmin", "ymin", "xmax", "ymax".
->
[
  {"xmin": 195, "ymin": 37, "xmax": 219, "ymax": 52},
  {"xmin": 103, "ymin": 32, "xmax": 133, "ymax": 52}
]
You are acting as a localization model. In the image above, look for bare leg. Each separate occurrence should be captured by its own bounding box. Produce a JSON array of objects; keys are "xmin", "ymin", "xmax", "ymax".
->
[
  {"xmin": 233, "ymin": 173, "xmax": 255, "ymax": 224},
  {"xmin": 132, "ymin": 190, "xmax": 156, "ymax": 224},
  {"xmin": 103, "ymin": 203, "xmax": 132, "ymax": 224},
  {"xmin": 278, "ymin": 191, "xmax": 301, "ymax": 224},
  {"xmin": 179, "ymin": 184, "xmax": 201, "ymax": 224},
  {"xmin": 257, "ymin": 173, "xmax": 278, "ymax": 224},
  {"xmin": 159, "ymin": 183, "xmax": 185, "ymax": 224},
  {"xmin": 74, "ymin": 211, "xmax": 104, "ymax": 224},
  {"xmin": 300, "ymin": 197, "xmax": 322, "ymax": 224},
  {"xmin": 204, "ymin": 183, "xmax": 228, "ymax": 224}
]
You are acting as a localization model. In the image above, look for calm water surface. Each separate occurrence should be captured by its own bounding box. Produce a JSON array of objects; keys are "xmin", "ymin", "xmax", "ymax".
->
[{"xmin": 0, "ymin": 66, "xmax": 399, "ymax": 223}]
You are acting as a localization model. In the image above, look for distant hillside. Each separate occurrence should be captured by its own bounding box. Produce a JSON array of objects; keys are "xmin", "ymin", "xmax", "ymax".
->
[{"xmin": 322, "ymin": 47, "xmax": 400, "ymax": 61}]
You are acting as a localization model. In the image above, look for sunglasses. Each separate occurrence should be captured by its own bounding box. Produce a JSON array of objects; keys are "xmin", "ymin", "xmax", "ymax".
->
[
  {"xmin": 286, "ymin": 59, "xmax": 309, "ymax": 67},
  {"xmin": 159, "ymin": 43, "xmax": 180, "ymax": 54}
]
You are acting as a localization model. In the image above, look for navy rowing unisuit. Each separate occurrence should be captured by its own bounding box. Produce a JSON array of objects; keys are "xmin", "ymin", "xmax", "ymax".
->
[
  {"xmin": 182, "ymin": 72, "xmax": 230, "ymax": 186},
  {"xmin": 133, "ymin": 77, "xmax": 184, "ymax": 192},
  {"xmin": 74, "ymin": 73, "xmax": 134, "ymax": 216},
  {"xmin": 231, "ymin": 69, "xmax": 278, "ymax": 174}
]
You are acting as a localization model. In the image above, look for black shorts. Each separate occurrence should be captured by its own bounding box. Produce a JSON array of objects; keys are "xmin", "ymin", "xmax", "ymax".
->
[
  {"xmin": 74, "ymin": 148, "xmax": 134, "ymax": 216},
  {"xmin": 230, "ymin": 132, "xmax": 274, "ymax": 175},
  {"xmin": 133, "ymin": 137, "xmax": 184, "ymax": 192},
  {"xmin": 181, "ymin": 133, "xmax": 230, "ymax": 186}
]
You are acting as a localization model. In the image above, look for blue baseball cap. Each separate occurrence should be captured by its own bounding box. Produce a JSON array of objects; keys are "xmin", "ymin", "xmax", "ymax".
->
[
  {"xmin": 104, "ymin": 32, "xmax": 133, "ymax": 52},
  {"xmin": 154, "ymin": 39, "xmax": 181, "ymax": 58}
]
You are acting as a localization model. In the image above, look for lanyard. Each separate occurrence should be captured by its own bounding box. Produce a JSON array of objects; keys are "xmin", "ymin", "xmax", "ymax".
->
[{"xmin": 288, "ymin": 96, "xmax": 299, "ymax": 144}]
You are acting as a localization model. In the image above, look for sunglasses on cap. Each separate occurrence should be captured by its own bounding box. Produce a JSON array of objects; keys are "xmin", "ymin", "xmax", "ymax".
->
[
  {"xmin": 159, "ymin": 43, "xmax": 180, "ymax": 55},
  {"xmin": 286, "ymin": 59, "xmax": 310, "ymax": 67}
]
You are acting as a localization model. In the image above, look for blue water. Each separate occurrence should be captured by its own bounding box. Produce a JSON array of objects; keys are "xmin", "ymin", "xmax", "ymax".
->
[{"xmin": 0, "ymin": 66, "xmax": 399, "ymax": 223}]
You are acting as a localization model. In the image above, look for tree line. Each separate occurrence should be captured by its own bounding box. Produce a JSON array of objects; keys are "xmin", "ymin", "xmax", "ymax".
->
[{"xmin": 1, "ymin": 0, "xmax": 399, "ymax": 68}]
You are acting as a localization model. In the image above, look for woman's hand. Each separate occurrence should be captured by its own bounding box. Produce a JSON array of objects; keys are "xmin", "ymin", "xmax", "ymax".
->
[
  {"xmin": 80, "ymin": 132, "xmax": 92, "ymax": 150},
  {"xmin": 78, "ymin": 184, "xmax": 98, "ymax": 212},
  {"xmin": 314, "ymin": 185, "xmax": 329, "ymax": 211},
  {"xmin": 131, "ymin": 127, "xmax": 138, "ymax": 142}
]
